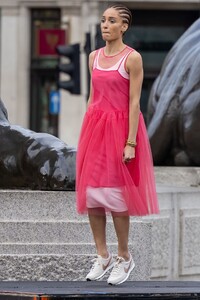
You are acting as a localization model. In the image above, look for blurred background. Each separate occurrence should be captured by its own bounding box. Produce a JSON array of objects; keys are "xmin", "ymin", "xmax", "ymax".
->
[{"xmin": 0, "ymin": 0, "xmax": 199, "ymax": 146}]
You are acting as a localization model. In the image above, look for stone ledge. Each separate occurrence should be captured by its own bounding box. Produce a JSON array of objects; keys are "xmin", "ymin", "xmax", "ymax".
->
[
  {"xmin": 0, "ymin": 221, "xmax": 150, "ymax": 244},
  {"xmin": 0, "ymin": 254, "xmax": 150, "ymax": 281},
  {"xmin": 155, "ymin": 167, "xmax": 200, "ymax": 187}
]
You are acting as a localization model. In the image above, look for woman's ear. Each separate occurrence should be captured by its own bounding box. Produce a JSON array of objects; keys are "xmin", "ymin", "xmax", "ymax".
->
[{"xmin": 122, "ymin": 23, "xmax": 128, "ymax": 33}]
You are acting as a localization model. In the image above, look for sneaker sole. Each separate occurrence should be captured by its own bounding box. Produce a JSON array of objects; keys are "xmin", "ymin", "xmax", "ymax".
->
[
  {"xmin": 108, "ymin": 260, "xmax": 135, "ymax": 285},
  {"xmin": 86, "ymin": 261, "xmax": 115, "ymax": 281}
]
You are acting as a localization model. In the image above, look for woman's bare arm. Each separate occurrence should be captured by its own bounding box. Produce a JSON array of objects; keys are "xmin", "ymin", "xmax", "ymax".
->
[
  {"xmin": 86, "ymin": 51, "xmax": 96, "ymax": 109},
  {"xmin": 123, "ymin": 50, "xmax": 144, "ymax": 162}
]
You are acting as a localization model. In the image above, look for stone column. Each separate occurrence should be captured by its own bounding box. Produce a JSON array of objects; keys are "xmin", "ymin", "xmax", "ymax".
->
[
  {"xmin": 0, "ymin": 7, "xmax": 19, "ymax": 124},
  {"xmin": 17, "ymin": 6, "xmax": 30, "ymax": 128},
  {"xmin": 0, "ymin": 5, "xmax": 30, "ymax": 127}
]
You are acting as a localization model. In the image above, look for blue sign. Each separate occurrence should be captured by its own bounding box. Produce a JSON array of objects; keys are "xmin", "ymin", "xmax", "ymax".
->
[{"xmin": 49, "ymin": 90, "xmax": 60, "ymax": 115}]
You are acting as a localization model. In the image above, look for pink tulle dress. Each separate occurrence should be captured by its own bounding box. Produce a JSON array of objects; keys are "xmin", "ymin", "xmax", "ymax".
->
[{"xmin": 76, "ymin": 46, "xmax": 159, "ymax": 216}]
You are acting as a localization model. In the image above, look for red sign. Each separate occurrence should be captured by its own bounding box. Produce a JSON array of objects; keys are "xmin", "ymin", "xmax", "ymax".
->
[{"xmin": 37, "ymin": 29, "xmax": 66, "ymax": 57}]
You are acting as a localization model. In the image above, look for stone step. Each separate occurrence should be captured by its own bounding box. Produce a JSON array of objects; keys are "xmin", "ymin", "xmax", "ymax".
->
[
  {"xmin": 0, "ymin": 241, "xmax": 150, "ymax": 280},
  {"xmin": 0, "ymin": 191, "xmax": 78, "ymax": 221},
  {"xmin": 0, "ymin": 220, "xmax": 150, "ymax": 244},
  {"xmin": 0, "ymin": 254, "xmax": 150, "ymax": 281},
  {"xmin": 0, "ymin": 243, "xmax": 112, "ymax": 255},
  {"xmin": 1, "ymin": 185, "xmax": 200, "ymax": 222}
]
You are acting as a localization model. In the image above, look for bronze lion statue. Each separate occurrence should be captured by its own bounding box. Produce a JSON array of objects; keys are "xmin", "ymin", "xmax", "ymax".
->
[
  {"xmin": 0, "ymin": 99, "xmax": 76, "ymax": 190},
  {"xmin": 147, "ymin": 18, "xmax": 200, "ymax": 166}
]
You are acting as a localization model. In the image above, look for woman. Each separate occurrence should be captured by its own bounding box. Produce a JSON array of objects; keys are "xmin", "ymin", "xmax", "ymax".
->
[{"xmin": 76, "ymin": 4, "xmax": 159, "ymax": 285}]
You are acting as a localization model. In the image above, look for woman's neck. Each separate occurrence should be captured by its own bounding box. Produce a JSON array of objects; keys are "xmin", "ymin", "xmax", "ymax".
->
[{"xmin": 104, "ymin": 41, "xmax": 126, "ymax": 56}]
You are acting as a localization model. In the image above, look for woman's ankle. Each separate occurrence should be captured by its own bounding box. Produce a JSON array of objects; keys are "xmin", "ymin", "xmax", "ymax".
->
[
  {"xmin": 98, "ymin": 251, "xmax": 110, "ymax": 259},
  {"xmin": 118, "ymin": 251, "xmax": 130, "ymax": 261}
]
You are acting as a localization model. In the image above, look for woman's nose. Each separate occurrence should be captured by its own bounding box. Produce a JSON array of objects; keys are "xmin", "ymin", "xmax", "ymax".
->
[{"xmin": 103, "ymin": 20, "xmax": 108, "ymax": 28}]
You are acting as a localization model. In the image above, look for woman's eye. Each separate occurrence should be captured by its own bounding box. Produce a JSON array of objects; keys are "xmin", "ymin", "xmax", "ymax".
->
[
  {"xmin": 101, "ymin": 19, "xmax": 105, "ymax": 23},
  {"xmin": 110, "ymin": 19, "xmax": 115, "ymax": 23}
]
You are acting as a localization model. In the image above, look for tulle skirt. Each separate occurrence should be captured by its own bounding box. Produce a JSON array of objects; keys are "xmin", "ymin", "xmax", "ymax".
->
[{"xmin": 76, "ymin": 108, "xmax": 159, "ymax": 216}]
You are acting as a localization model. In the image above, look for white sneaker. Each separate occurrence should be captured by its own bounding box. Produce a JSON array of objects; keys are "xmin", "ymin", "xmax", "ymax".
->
[
  {"xmin": 107, "ymin": 254, "xmax": 135, "ymax": 285},
  {"xmin": 86, "ymin": 253, "xmax": 115, "ymax": 281}
]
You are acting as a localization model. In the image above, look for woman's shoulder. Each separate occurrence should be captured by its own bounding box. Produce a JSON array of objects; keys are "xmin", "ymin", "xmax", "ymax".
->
[
  {"xmin": 89, "ymin": 48, "xmax": 104, "ymax": 68},
  {"xmin": 125, "ymin": 47, "xmax": 143, "ymax": 74},
  {"xmin": 89, "ymin": 50, "xmax": 96, "ymax": 61},
  {"xmin": 126, "ymin": 47, "xmax": 143, "ymax": 66},
  {"xmin": 89, "ymin": 48, "xmax": 101, "ymax": 61},
  {"xmin": 89, "ymin": 49, "xmax": 96, "ymax": 56},
  {"xmin": 89, "ymin": 47, "xmax": 104, "ymax": 57},
  {"xmin": 126, "ymin": 46, "xmax": 142, "ymax": 60},
  {"xmin": 88, "ymin": 50, "xmax": 97, "ymax": 70},
  {"xmin": 88, "ymin": 48, "xmax": 103, "ymax": 70}
]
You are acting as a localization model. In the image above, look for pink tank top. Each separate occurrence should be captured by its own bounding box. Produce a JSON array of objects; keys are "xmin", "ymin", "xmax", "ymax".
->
[{"xmin": 90, "ymin": 46, "xmax": 134, "ymax": 113}]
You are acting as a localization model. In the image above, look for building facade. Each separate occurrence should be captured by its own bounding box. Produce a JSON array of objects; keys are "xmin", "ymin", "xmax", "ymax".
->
[{"xmin": 0, "ymin": 0, "xmax": 199, "ymax": 146}]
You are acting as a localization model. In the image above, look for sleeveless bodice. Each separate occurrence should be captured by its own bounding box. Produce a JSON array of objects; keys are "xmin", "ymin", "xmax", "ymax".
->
[{"xmin": 89, "ymin": 47, "xmax": 133, "ymax": 113}]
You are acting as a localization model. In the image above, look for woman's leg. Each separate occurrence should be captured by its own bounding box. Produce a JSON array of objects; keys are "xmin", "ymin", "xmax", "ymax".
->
[
  {"xmin": 107, "ymin": 212, "xmax": 135, "ymax": 285},
  {"xmin": 88, "ymin": 208, "xmax": 109, "ymax": 258},
  {"xmin": 86, "ymin": 208, "xmax": 115, "ymax": 281},
  {"xmin": 111, "ymin": 212, "xmax": 130, "ymax": 260}
]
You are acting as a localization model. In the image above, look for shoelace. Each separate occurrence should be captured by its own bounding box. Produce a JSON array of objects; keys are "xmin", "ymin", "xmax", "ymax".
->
[
  {"xmin": 111, "ymin": 257, "xmax": 124, "ymax": 275},
  {"xmin": 90, "ymin": 256, "xmax": 103, "ymax": 270}
]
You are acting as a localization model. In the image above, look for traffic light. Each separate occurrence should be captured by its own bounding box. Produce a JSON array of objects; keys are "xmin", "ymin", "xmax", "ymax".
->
[{"xmin": 56, "ymin": 43, "xmax": 81, "ymax": 94}]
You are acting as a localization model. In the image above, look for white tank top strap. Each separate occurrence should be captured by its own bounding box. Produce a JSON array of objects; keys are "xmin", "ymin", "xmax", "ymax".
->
[
  {"xmin": 93, "ymin": 49, "xmax": 101, "ymax": 70},
  {"xmin": 117, "ymin": 49, "xmax": 134, "ymax": 79}
]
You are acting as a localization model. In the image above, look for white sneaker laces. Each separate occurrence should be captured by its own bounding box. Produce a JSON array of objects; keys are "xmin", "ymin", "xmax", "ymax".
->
[
  {"xmin": 90, "ymin": 257, "xmax": 100, "ymax": 270},
  {"xmin": 111, "ymin": 257, "xmax": 124, "ymax": 275}
]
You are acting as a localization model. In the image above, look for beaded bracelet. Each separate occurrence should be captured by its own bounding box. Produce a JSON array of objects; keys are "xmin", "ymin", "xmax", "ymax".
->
[{"xmin": 126, "ymin": 140, "xmax": 137, "ymax": 147}]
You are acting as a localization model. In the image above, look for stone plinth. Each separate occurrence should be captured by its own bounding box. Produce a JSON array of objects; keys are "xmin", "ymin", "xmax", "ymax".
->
[
  {"xmin": 146, "ymin": 167, "xmax": 200, "ymax": 280},
  {"xmin": 0, "ymin": 190, "xmax": 152, "ymax": 281},
  {"xmin": 154, "ymin": 166, "xmax": 200, "ymax": 187},
  {"xmin": 2, "ymin": 167, "xmax": 199, "ymax": 281}
]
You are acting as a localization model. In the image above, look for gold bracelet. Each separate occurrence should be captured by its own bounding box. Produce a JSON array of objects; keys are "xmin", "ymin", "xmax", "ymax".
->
[{"xmin": 126, "ymin": 140, "xmax": 137, "ymax": 147}]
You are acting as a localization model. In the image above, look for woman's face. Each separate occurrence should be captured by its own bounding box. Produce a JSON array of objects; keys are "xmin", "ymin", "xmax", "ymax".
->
[{"xmin": 100, "ymin": 8, "xmax": 128, "ymax": 42}]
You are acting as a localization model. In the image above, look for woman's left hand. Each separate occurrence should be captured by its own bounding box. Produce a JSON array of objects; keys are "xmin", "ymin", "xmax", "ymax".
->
[{"xmin": 123, "ymin": 145, "xmax": 135, "ymax": 163}]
